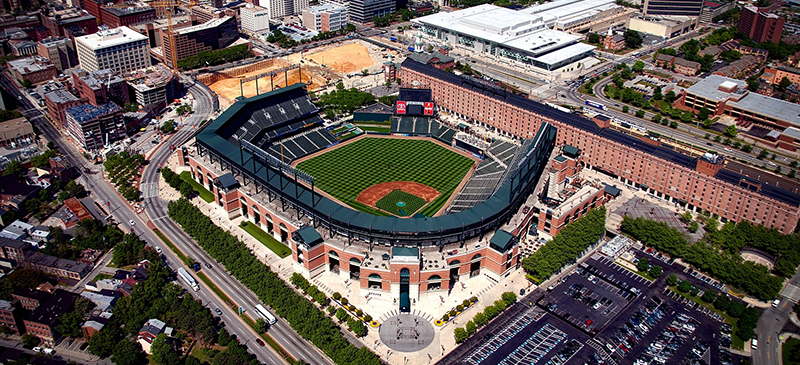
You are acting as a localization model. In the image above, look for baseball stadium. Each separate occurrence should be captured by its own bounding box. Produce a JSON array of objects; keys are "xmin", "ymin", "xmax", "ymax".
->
[{"xmin": 184, "ymin": 79, "xmax": 556, "ymax": 311}]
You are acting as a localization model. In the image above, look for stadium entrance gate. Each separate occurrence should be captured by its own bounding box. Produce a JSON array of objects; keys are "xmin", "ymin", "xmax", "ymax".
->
[{"xmin": 400, "ymin": 268, "xmax": 410, "ymax": 312}]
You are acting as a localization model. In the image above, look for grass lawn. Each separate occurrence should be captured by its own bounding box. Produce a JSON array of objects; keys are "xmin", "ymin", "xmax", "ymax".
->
[
  {"xmin": 296, "ymin": 137, "xmax": 474, "ymax": 217},
  {"xmin": 359, "ymin": 125, "xmax": 391, "ymax": 133},
  {"xmin": 617, "ymin": 260, "xmax": 655, "ymax": 281},
  {"xmin": 353, "ymin": 119, "xmax": 391, "ymax": 125},
  {"xmin": 669, "ymin": 287, "xmax": 744, "ymax": 350},
  {"xmin": 94, "ymin": 273, "xmax": 113, "ymax": 281},
  {"xmin": 375, "ymin": 190, "xmax": 426, "ymax": 216},
  {"xmin": 180, "ymin": 171, "xmax": 214, "ymax": 203},
  {"xmin": 784, "ymin": 337, "xmax": 800, "ymax": 365},
  {"xmin": 239, "ymin": 221, "xmax": 291, "ymax": 258}
]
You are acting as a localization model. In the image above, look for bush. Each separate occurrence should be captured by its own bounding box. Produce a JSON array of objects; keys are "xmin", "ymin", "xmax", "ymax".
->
[
  {"xmin": 442, "ymin": 314, "xmax": 449, "ymax": 321},
  {"xmin": 456, "ymin": 304, "xmax": 464, "ymax": 312},
  {"xmin": 471, "ymin": 296, "xmax": 478, "ymax": 303},
  {"xmin": 341, "ymin": 298, "xmax": 348, "ymax": 306},
  {"xmin": 449, "ymin": 310, "xmax": 457, "ymax": 317},
  {"xmin": 463, "ymin": 299, "xmax": 471, "ymax": 307},
  {"xmin": 363, "ymin": 315, "xmax": 372, "ymax": 322},
  {"xmin": 332, "ymin": 292, "xmax": 341, "ymax": 300}
]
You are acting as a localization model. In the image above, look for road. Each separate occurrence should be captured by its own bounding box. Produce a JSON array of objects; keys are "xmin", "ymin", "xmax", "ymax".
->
[
  {"xmin": 139, "ymin": 78, "xmax": 332, "ymax": 365},
  {"xmin": 754, "ymin": 269, "xmax": 800, "ymax": 365},
  {"xmin": 0, "ymin": 74, "xmax": 324, "ymax": 365}
]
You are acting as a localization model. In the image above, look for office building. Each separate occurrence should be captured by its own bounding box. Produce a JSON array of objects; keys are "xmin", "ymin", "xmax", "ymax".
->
[
  {"xmin": 643, "ymin": 0, "xmax": 703, "ymax": 17},
  {"xmin": 100, "ymin": 7, "xmax": 156, "ymax": 28},
  {"xmin": 192, "ymin": 4, "xmax": 228, "ymax": 23},
  {"xmin": 162, "ymin": 16, "xmax": 238, "ymax": 66},
  {"xmin": 240, "ymin": 5, "xmax": 272, "ymax": 33},
  {"xmin": 45, "ymin": 89, "xmax": 83, "ymax": 129},
  {"xmin": 64, "ymin": 102, "xmax": 124, "ymax": 151},
  {"xmin": 738, "ymin": 5, "xmax": 784, "ymax": 44},
  {"xmin": 7, "ymin": 56, "xmax": 58, "ymax": 85},
  {"xmin": 255, "ymin": 0, "xmax": 309, "ymax": 18},
  {"xmin": 124, "ymin": 65, "xmax": 176, "ymax": 111},
  {"xmin": 75, "ymin": 26, "xmax": 151, "ymax": 74},
  {"xmin": 348, "ymin": 0, "xmax": 394, "ymax": 23},
  {"xmin": 679, "ymin": 75, "xmax": 800, "ymax": 131},
  {"xmin": 40, "ymin": 8, "xmax": 98, "ymax": 37},
  {"xmin": 0, "ymin": 300, "xmax": 24, "ymax": 335},
  {"xmin": 301, "ymin": 3, "xmax": 348, "ymax": 32},
  {"xmin": 413, "ymin": 5, "xmax": 596, "ymax": 71},
  {"xmin": 37, "ymin": 37, "xmax": 79, "ymax": 72},
  {"xmin": 71, "ymin": 68, "xmax": 130, "ymax": 107},
  {"xmin": 626, "ymin": 15, "xmax": 697, "ymax": 38},
  {"xmin": 9, "ymin": 40, "xmax": 37, "ymax": 56},
  {"xmin": 700, "ymin": 1, "xmax": 735, "ymax": 24}
]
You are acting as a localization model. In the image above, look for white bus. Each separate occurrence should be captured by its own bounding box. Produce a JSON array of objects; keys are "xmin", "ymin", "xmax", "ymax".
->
[
  {"xmin": 255, "ymin": 304, "xmax": 277, "ymax": 325},
  {"xmin": 177, "ymin": 268, "xmax": 200, "ymax": 291}
]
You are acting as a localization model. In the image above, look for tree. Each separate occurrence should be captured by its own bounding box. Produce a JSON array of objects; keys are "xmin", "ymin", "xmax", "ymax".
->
[
  {"xmin": 664, "ymin": 90, "xmax": 676, "ymax": 103},
  {"xmin": 501, "ymin": 291, "xmax": 517, "ymax": 305},
  {"xmin": 666, "ymin": 274, "xmax": 678, "ymax": 286},
  {"xmin": 336, "ymin": 308, "xmax": 348, "ymax": 322},
  {"xmin": 588, "ymin": 33, "xmax": 600, "ymax": 44},
  {"xmin": 723, "ymin": 125, "xmax": 738, "ymax": 137},
  {"xmin": 649, "ymin": 265, "xmax": 663, "ymax": 278},
  {"xmin": 688, "ymin": 221, "xmax": 699, "ymax": 233},
  {"xmin": 3, "ymin": 161, "xmax": 25, "ymax": 180},
  {"xmin": 636, "ymin": 257, "xmax": 650, "ymax": 272},
  {"xmin": 473, "ymin": 312, "xmax": 487, "ymax": 327},
  {"xmin": 632, "ymin": 60, "xmax": 645, "ymax": 73},
  {"xmin": 698, "ymin": 107, "xmax": 711, "ymax": 121},
  {"xmin": 161, "ymin": 120, "xmax": 176, "ymax": 134},
  {"xmin": 123, "ymin": 103, "xmax": 139, "ymax": 113},
  {"xmin": 719, "ymin": 50, "xmax": 742, "ymax": 63},
  {"xmin": 151, "ymin": 334, "xmax": 180, "ymax": 365},
  {"xmin": 254, "ymin": 319, "xmax": 268, "ymax": 333},
  {"xmin": 454, "ymin": 327, "xmax": 469, "ymax": 343},
  {"xmin": 465, "ymin": 320, "xmax": 476, "ymax": 335},
  {"xmin": 21, "ymin": 334, "xmax": 40, "ymax": 349},
  {"xmin": 678, "ymin": 280, "xmax": 692, "ymax": 293},
  {"xmin": 111, "ymin": 340, "xmax": 146, "ymax": 365},
  {"xmin": 345, "ymin": 23, "xmax": 356, "ymax": 33},
  {"xmin": 20, "ymin": 79, "xmax": 31, "ymax": 88},
  {"xmin": 622, "ymin": 105, "xmax": 629, "ymax": 113},
  {"xmin": 652, "ymin": 114, "xmax": 662, "ymax": 123},
  {"xmin": 623, "ymin": 29, "xmax": 642, "ymax": 49},
  {"xmin": 680, "ymin": 211, "xmax": 693, "ymax": 223},
  {"xmin": 112, "ymin": 233, "xmax": 147, "ymax": 267},
  {"xmin": 701, "ymin": 290, "xmax": 717, "ymax": 304}
]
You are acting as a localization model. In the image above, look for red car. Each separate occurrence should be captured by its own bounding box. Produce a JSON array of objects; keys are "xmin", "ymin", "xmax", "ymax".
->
[{"xmin": 256, "ymin": 339, "xmax": 265, "ymax": 347}]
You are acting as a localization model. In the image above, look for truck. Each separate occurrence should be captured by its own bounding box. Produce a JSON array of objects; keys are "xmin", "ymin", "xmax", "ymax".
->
[{"xmin": 177, "ymin": 267, "xmax": 200, "ymax": 292}]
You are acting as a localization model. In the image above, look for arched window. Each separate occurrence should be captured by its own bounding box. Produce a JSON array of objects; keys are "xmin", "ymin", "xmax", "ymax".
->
[
  {"xmin": 449, "ymin": 260, "xmax": 461, "ymax": 266},
  {"xmin": 428, "ymin": 275, "xmax": 441, "ymax": 282},
  {"xmin": 328, "ymin": 251, "xmax": 339, "ymax": 257},
  {"xmin": 349, "ymin": 258, "xmax": 361, "ymax": 265},
  {"xmin": 369, "ymin": 273, "xmax": 382, "ymax": 280}
]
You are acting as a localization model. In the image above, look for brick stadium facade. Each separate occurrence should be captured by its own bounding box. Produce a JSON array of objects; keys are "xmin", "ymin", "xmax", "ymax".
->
[{"xmin": 399, "ymin": 59, "xmax": 800, "ymax": 234}]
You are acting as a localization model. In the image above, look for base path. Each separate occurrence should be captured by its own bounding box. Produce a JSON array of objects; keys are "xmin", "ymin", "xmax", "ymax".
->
[{"xmin": 356, "ymin": 181, "xmax": 439, "ymax": 207}]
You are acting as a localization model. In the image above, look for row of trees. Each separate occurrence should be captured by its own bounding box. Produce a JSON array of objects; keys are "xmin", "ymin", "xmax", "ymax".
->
[
  {"xmin": 454, "ymin": 292, "xmax": 517, "ymax": 343},
  {"xmin": 669, "ymin": 275, "xmax": 759, "ymax": 341},
  {"xmin": 104, "ymin": 151, "xmax": 145, "ymax": 201},
  {"xmin": 161, "ymin": 167, "xmax": 201, "ymax": 199},
  {"xmin": 167, "ymin": 198, "xmax": 382, "ymax": 365},
  {"xmin": 317, "ymin": 86, "xmax": 376, "ymax": 120},
  {"xmin": 522, "ymin": 207, "xmax": 606, "ymax": 283},
  {"xmin": 178, "ymin": 44, "xmax": 253, "ymax": 70},
  {"xmin": 290, "ymin": 273, "xmax": 329, "ymax": 307},
  {"xmin": 620, "ymin": 217, "xmax": 785, "ymax": 300}
]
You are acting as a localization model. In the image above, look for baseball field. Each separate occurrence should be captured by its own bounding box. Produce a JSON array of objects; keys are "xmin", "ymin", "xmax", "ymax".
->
[{"xmin": 295, "ymin": 137, "xmax": 474, "ymax": 217}]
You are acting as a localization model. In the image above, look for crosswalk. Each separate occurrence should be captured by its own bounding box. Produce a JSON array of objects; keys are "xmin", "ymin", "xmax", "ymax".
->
[
  {"xmin": 141, "ymin": 183, "xmax": 160, "ymax": 199},
  {"xmin": 462, "ymin": 307, "xmax": 546, "ymax": 365}
]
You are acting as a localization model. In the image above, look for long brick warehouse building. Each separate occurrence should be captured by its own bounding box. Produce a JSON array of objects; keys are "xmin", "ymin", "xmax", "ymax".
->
[{"xmin": 399, "ymin": 59, "xmax": 800, "ymax": 233}]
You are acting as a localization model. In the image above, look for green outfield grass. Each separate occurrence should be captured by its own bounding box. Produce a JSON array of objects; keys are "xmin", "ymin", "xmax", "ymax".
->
[
  {"xmin": 376, "ymin": 190, "xmax": 426, "ymax": 216},
  {"xmin": 296, "ymin": 137, "xmax": 474, "ymax": 217}
]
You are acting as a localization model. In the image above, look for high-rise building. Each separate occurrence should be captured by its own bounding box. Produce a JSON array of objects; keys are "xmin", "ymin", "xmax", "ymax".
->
[
  {"xmin": 75, "ymin": 26, "xmax": 151, "ymax": 74},
  {"xmin": 37, "ymin": 37, "xmax": 79, "ymax": 72},
  {"xmin": 301, "ymin": 3, "xmax": 347, "ymax": 32},
  {"xmin": 347, "ymin": 0, "xmax": 395, "ymax": 23},
  {"xmin": 64, "ymin": 103, "xmax": 124, "ymax": 151},
  {"xmin": 738, "ymin": 5, "xmax": 785, "ymax": 44},
  {"xmin": 643, "ymin": 0, "xmax": 702, "ymax": 17},
  {"xmin": 162, "ymin": 16, "xmax": 238, "ymax": 66},
  {"xmin": 240, "ymin": 5, "xmax": 272, "ymax": 33},
  {"xmin": 256, "ymin": 0, "xmax": 310, "ymax": 19}
]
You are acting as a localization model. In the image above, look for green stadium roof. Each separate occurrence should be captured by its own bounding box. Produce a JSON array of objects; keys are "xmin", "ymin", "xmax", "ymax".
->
[
  {"xmin": 489, "ymin": 230, "xmax": 515, "ymax": 253},
  {"xmin": 392, "ymin": 247, "xmax": 419, "ymax": 257},
  {"xmin": 296, "ymin": 226, "xmax": 323, "ymax": 247},
  {"xmin": 562, "ymin": 145, "xmax": 579, "ymax": 158}
]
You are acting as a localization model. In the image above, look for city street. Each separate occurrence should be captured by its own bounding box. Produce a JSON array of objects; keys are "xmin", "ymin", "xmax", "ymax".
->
[{"xmin": 0, "ymin": 73, "xmax": 325, "ymax": 364}]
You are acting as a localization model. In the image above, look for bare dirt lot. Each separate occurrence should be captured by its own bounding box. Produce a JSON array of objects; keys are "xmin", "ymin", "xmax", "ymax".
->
[
  {"xmin": 292, "ymin": 42, "xmax": 376, "ymax": 75},
  {"xmin": 207, "ymin": 59, "xmax": 330, "ymax": 104}
]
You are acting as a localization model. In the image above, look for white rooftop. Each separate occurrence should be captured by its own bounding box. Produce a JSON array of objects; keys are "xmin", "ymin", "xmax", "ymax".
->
[
  {"xmin": 719, "ymin": 80, "xmax": 738, "ymax": 90},
  {"xmin": 175, "ymin": 16, "xmax": 232, "ymax": 35},
  {"xmin": 76, "ymin": 26, "xmax": 148, "ymax": 50}
]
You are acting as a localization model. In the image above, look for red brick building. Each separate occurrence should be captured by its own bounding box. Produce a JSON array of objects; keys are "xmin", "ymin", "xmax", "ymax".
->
[
  {"xmin": 7, "ymin": 56, "xmax": 57, "ymax": 85},
  {"xmin": 0, "ymin": 300, "xmax": 25, "ymax": 335},
  {"xmin": 71, "ymin": 69, "xmax": 130, "ymax": 107},
  {"xmin": 738, "ymin": 5, "xmax": 784, "ymax": 44},
  {"xmin": 603, "ymin": 34, "xmax": 625, "ymax": 50},
  {"xmin": 23, "ymin": 290, "xmax": 77, "ymax": 346},
  {"xmin": 100, "ymin": 7, "xmax": 156, "ymax": 28},
  {"xmin": 399, "ymin": 60, "xmax": 800, "ymax": 234},
  {"xmin": 44, "ymin": 89, "xmax": 83, "ymax": 130}
]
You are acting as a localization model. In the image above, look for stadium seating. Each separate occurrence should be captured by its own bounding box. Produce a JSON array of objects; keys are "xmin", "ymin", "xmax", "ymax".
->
[
  {"xmin": 414, "ymin": 118, "xmax": 430, "ymax": 134},
  {"xmin": 398, "ymin": 117, "xmax": 414, "ymax": 134},
  {"xmin": 266, "ymin": 127, "xmax": 338, "ymax": 163},
  {"xmin": 448, "ymin": 140, "xmax": 521, "ymax": 212}
]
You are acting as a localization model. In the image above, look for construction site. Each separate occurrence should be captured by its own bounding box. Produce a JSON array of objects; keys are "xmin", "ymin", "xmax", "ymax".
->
[{"xmin": 199, "ymin": 40, "xmax": 391, "ymax": 106}]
